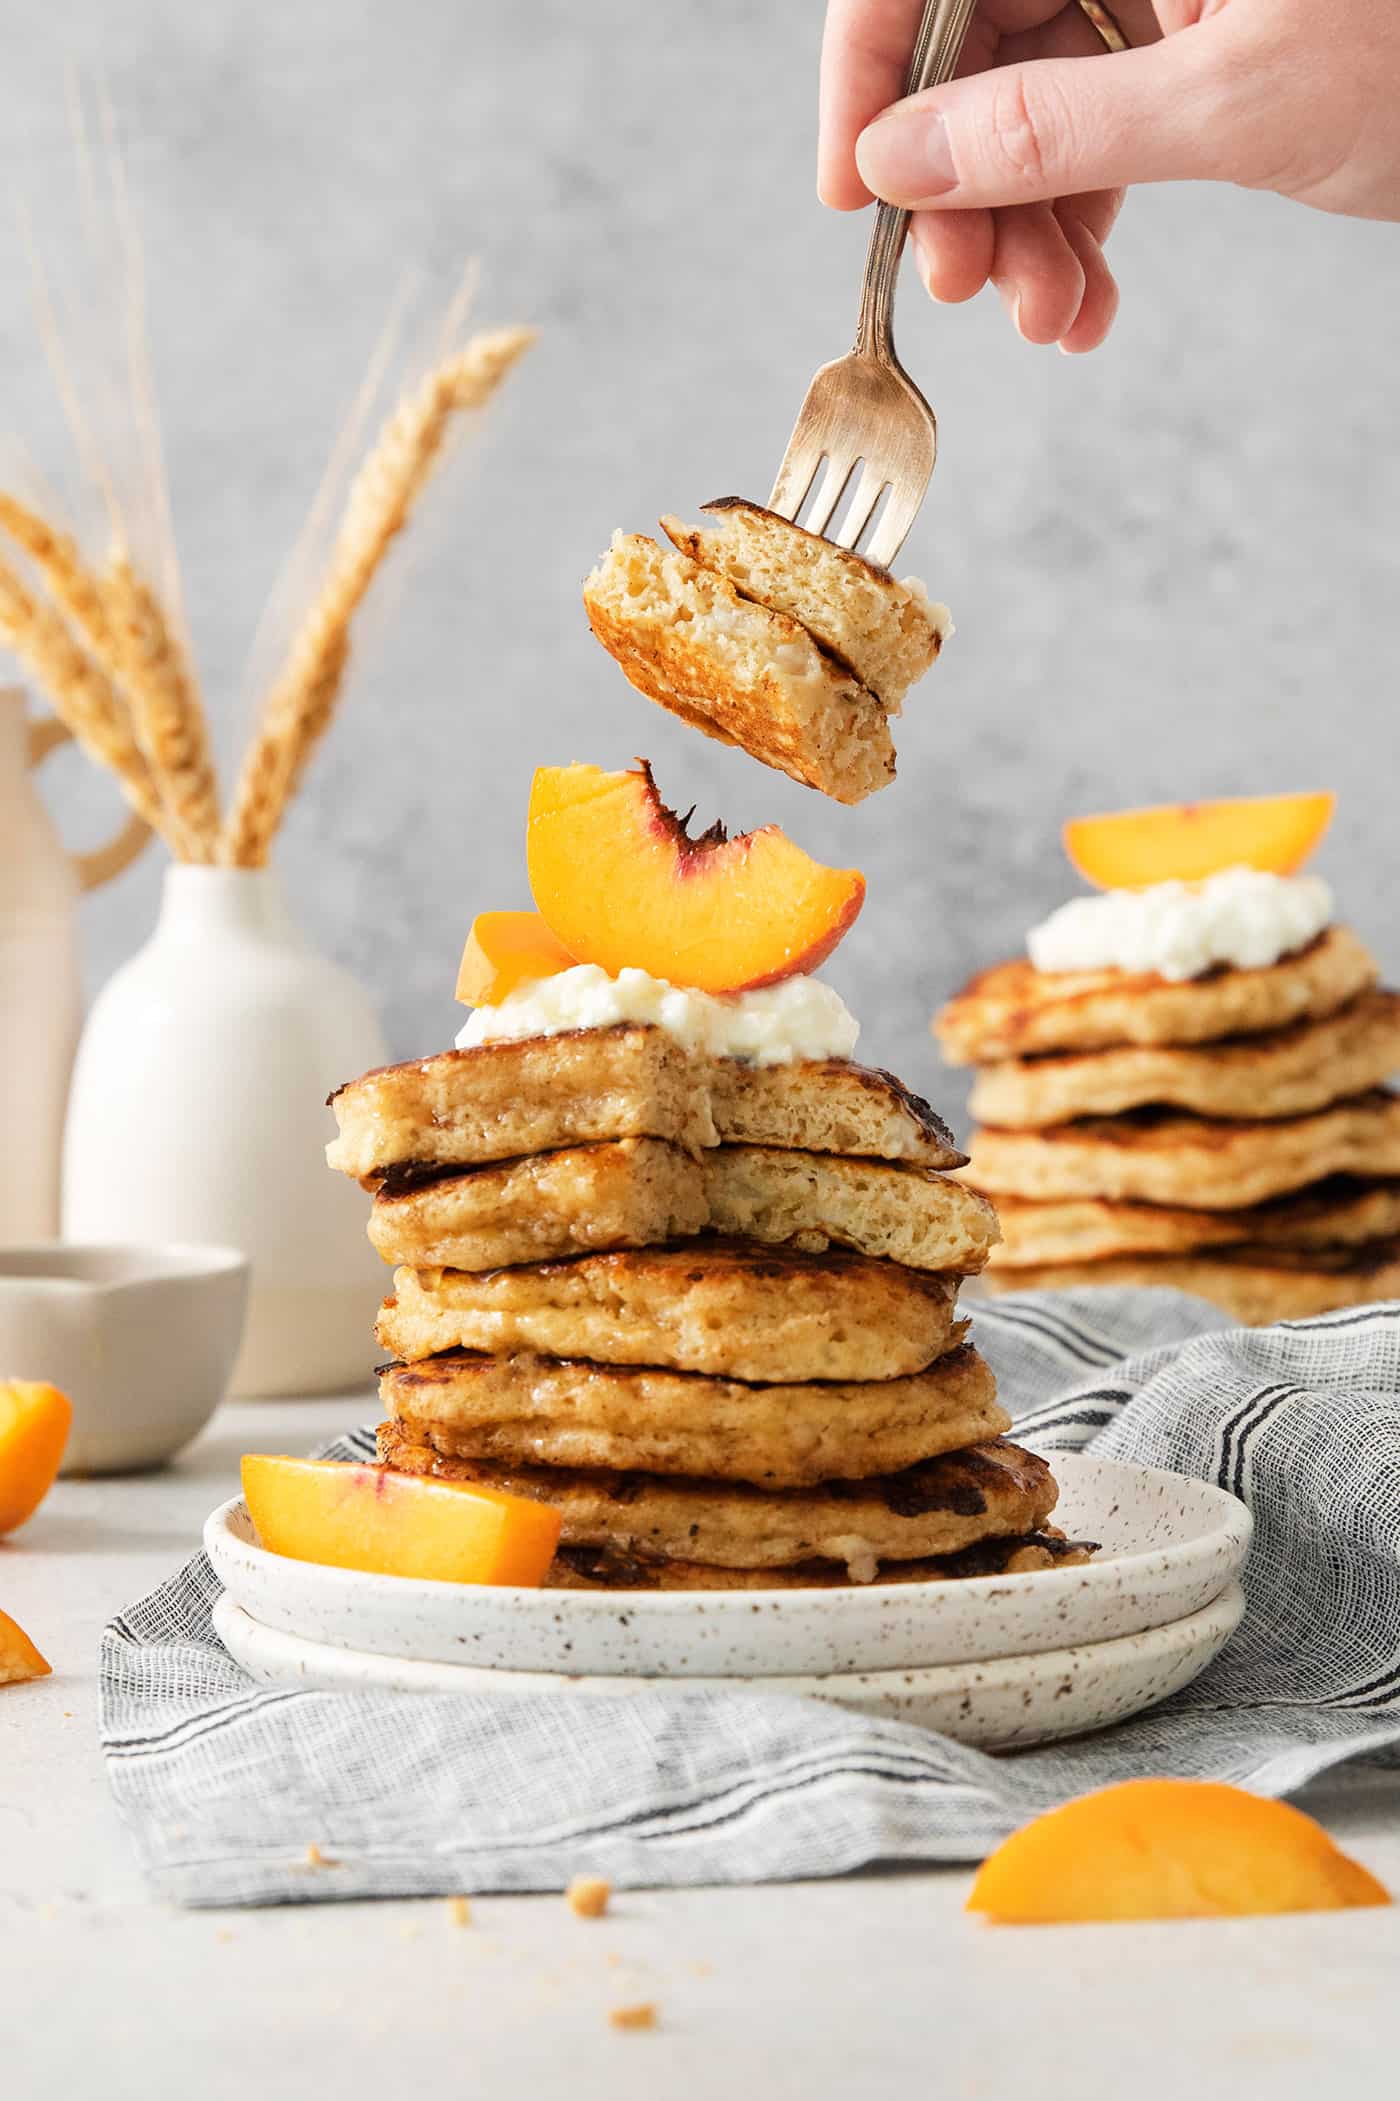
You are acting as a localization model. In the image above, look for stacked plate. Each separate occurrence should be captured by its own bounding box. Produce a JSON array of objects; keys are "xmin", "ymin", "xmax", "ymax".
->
[{"xmin": 206, "ymin": 1453, "xmax": 1251, "ymax": 1750}]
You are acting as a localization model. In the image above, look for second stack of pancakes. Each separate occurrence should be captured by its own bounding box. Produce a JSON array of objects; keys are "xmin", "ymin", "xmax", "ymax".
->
[
  {"xmin": 329, "ymin": 1025, "xmax": 1086, "ymax": 1588},
  {"xmin": 936, "ymin": 921, "xmax": 1400, "ymax": 1323}
]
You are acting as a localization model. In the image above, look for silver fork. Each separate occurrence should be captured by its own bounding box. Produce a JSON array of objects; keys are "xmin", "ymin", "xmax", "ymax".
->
[{"xmin": 769, "ymin": 0, "xmax": 980, "ymax": 570}]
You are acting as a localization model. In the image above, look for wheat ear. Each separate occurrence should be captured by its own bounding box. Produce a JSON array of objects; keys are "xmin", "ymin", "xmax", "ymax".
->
[
  {"xmin": 0, "ymin": 551, "xmax": 170, "ymax": 841},
  {"xmin": 102, "ymin": 551, "xmax": 220, "ymax": 860},
  {"xmin": 0, "ymin": 492, "xmax": 114, "ymax": 661},
  {"xmin": 221, "ymin": 324, "xmax": 534, "ymax": 867}
]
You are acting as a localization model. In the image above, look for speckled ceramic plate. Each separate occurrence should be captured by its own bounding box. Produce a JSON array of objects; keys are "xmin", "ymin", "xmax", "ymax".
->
[
  {"xmin": 212, "ymin": 1581, "xmax": 1245, "ymax": 1750},
  {"xmin": 203, "ymin": 1453, "xmax": 1251, "ymax": 1679}
]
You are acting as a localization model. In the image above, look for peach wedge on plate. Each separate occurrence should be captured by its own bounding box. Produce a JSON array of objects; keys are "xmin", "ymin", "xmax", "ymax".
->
[
  {"xmin": 527, "ymin": 760, "xmax": 865, "ymax": 993},
  {"xmin": 1065, "ymin": 793, "xmax": 1335, "ymax": 891},
  {"xmin": 241, "ymin": 1455, "xmax": 562, "ymax": 1586},
  {"xmin": 967, "ymin": 1779, "xmax": 1389, "ymax": 1923}
]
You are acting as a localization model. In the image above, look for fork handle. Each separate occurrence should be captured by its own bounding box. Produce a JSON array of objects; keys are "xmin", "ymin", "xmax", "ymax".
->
[{"xmin": 855, "ymin": 0, "xmax": 980, "ymax": 358}]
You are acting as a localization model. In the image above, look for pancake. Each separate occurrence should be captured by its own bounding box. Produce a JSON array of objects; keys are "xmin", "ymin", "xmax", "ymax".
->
[
  {"xmin": 968, "ymin": 990, "xmax": 1400, "ymax": 1129},
  {"xmin": 369, "ymin": 1140, "xmax": 1000, "ymax": 1275},
  {"xmin": 379, "ymin": 1239, "xmax": 966, "ymax": 1381},
  {"xmin": 380, "ymin": 1342, "xmax": 1006, "ymax": 1487},
  {"xmin": 366, "ymin": 1138, "xmax": 704, "ymax": 1271},
  {"xmin": 982, "ymin": 1239, "xmax": 1400, "ymax": 1326},
  {"xmin": 378, "ymin": 1422, "xmax": 1057, "ymax": 1576},
  {"xmin": 986, "ymin": 1177, "xmax": 1400, "ymax": 1267},
  {"xmin": 965, "ymin": 1090, "xmax": 1400, "ymax": 1210},
  {"xmin": 659, "ymin": 499, "xmax": 947, "ymax": 712},
  {"xmin": 936, "ymin": 926, "xmax": 1376, "ymax": 1064},
  {"xmin": 328, "ymin": 1026, "xmax": 963, "ymax": 1185},
  {"xmin": 702, "ymin": 1145, "xmax": 998, "ymax": 1273},
  {"xmin": 547, "ymin": 1529, "xmax": 1092, "ymax": 1591},
  {"xmin": 706, "ymin": 1055, "xmax": 960, "ymax": 1167},
  {"xmin": 583, "ymin": 531, "xmax": 894, "ymax": 804}
]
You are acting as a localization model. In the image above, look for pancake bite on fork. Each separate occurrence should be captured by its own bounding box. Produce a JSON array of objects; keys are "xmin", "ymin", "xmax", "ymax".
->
[{"xmin": 583, "ymin": 502, "xmax": 950, "ymax": 804}]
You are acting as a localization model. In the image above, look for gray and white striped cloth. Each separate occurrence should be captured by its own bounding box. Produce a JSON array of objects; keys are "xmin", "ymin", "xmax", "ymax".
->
[{"xmin": 100, "ymin": 1288, "xmax": 1400, "ymax": 1908}]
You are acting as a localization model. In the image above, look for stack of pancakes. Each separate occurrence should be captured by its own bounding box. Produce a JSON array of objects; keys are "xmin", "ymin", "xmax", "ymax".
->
[
  {"xmin": 583, "ymin": 500, "xmax": 950, "ymax": 805},
  {"xmin": 328, "ymin": 1025, "xmax": 1088, "ymax": 1588},
  {"xmin": 936, "ymin": 924, "xmax": 1400, "ymax": 1323}
]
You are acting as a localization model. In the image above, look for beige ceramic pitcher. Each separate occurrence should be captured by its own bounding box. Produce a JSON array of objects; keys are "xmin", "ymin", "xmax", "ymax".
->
[{"xmin": 0, "ymin": 687, "xmax": 149, "ymax": 1243}]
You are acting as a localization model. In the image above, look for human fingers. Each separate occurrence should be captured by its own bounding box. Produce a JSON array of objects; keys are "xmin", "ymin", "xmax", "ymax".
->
[
  {"xmin": 989, "ymin": 200, "xmax": 1087, "ymax": 342},
  {"xmin": 856, "ymin": 28, "xmax": 1243, "ymax": 210},
  {"xmin": 1053, "ymin": 200, "xmax": 1121, "ymax": 349},
  {"xmin": 819, "ymin": 0, "xmax": 930, "ymax": 209},
  {"xmin": 909, "ymin": 207, "xmax": 997, "ymax": 302}
]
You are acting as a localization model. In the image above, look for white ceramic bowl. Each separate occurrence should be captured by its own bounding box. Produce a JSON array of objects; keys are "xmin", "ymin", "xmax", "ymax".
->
[
  {"xmin": 0, "ymin": 1242, "xmax": 249, "ymax": 1473},
  {"xmin": 205, "ymin": 1452, "xmax": 1251, "ymax": 1678},
  {"xmin": 213, "ymin": 1582, "xmax": 1246, "ymax": 1751}
]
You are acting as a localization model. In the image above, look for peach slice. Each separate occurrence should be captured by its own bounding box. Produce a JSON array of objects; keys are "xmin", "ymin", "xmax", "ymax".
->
[
  {"xmin": 0, "ymin": 1609, "xmax": 51, "ymax": 1685},
  {"xmin": 527, "ymin": 761, "xmax": 865, "ymax": 993},
  {"xmin": 241, "ymin": 1454, "xmax": 562, "ymax": 1586},
  {"xmin": 1065, "ymin": 793, "xmax": 1336, "ymax": 891},
  {"xmin": 456, "ymin": 910, "xmax": 578, "ymax": 1007},
  {"xmin": 0, "ymin": 1380, "xmax": 73, "ymax": 1535},
  {"xmin": 967, "ymin": 1780, "xmax": 1390, "ymax": 1924}
]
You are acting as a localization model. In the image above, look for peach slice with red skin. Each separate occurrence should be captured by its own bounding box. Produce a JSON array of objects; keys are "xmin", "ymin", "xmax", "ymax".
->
[
  {"xmin": 0, "ymin": 1380, "xmax": 73, "ymax": 1535},
  {"xmin": 456, "ymin": 911, "xmax": 577, "ymax": 1007},
  {"xmin": 0, "ymin": 1609, "xmax": 51, "ymax": 1685},
  {"xmin": 241, "ymin": 1454, "xmax": 562, "ymax": 1586},
  {"xmin": 1065, "ymin": 793, "xmax": 1336, "ymax": 891},
  {"xmin": 967, "ymin": 1779, "xmax": 1390, "ymax": 1924},
  {"xmin": 527, "ymin": 761, "xmax": 865, "ymax": 994}
]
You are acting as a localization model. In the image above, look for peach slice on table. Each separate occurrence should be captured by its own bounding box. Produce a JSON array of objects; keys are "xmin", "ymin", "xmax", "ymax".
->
[
  {"xmin": 0, "ymin": 1609, "xmax": 51, "ymax": 1685},
  {"xmin": 241, "ymin": 1454, "xmax": 562, "ymax": 1587},
  {"xmin": 455, "ymin": 910, "xmax": 577, "ymax": 1007},
  {"xmin": 0, "ymin": 1380, "xmax": 73, "ymax": 1535},
  {"xmin": 967, "ymin": 1779, "xmax": 1390, "ymax": 1924},
  {"xmin": 527, "ymin": 760, "xmax": 865, "ymax": 993},
  {"xmin": 1064, "ymin": 793, "xmax": 1336, "ymax": 891}
]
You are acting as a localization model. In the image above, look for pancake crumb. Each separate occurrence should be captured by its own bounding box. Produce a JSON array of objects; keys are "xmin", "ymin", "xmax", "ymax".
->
[
  {"xmin": 567, "ymin": 1875, "xmax": 612, "ymax": 1918},
  {"xmin": 303, "ymin": 1842, "xmax": 337, "ymax": 1869},
  {"xmin": 447, "ymin": 1895, "xmax": 472, "ymax": 1926},
  {"xmin": 609, "ymin": 2002, "xmax": 657, "ymax": 2032}
]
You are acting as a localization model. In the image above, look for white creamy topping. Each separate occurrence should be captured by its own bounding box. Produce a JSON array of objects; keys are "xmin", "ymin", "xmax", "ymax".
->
[
  {"xmin": 899, "ymin": 576, "xmax": 955, "ymax": 641},
  {"xmin": 456, "ymin": 963, "xmax": 860, "ymax": 1066},
  {"xmin": 1027, "ymin": 867, "xmax": 1333, "ymax": 982}
]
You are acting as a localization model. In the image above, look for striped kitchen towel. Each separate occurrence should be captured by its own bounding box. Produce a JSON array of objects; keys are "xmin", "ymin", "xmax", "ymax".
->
[{"xmin": 99, "ymin": 1289, "xmax": 1400, "ymax": 1907}]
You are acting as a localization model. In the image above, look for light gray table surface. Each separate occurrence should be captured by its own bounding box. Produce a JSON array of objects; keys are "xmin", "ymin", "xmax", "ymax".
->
[{"xmin": 4, "ymin": 1393, "xmax": 1398, "ymax": 2099}]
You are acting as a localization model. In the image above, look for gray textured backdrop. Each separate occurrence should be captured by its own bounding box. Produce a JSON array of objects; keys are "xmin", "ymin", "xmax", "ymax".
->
[{"xmin": 11, "ymin": 1, "xmax": 1399, "ymax": 1126}]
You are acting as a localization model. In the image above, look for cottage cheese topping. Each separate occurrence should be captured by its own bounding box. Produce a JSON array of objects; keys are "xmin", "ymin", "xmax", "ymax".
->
[
  {"xmin": 898, "ymin": 576, "xmax": 955, "ymax": 642},
  {"xmin": 1027, "ymin": 867, "xmax": 1333, "ymax": 982},
  {"xmin": 456, "ymin": 963, "xmax": 860, "ymax": 1066}
]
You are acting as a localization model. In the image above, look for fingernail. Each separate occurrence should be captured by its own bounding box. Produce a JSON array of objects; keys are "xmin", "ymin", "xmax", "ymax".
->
[
  {"xmin": 998, "ymin": 285, "xmax": 1030, "ymax": 342},
  {"xmin": 856, "ymin": 109, "xmax": 957, "ymax": 203},
  {"xmin": 909, "ymin": 222, "xmax": 935, "ymax": 296}
]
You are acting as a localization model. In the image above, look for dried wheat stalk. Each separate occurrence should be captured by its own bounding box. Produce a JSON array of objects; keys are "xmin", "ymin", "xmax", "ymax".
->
[
  {"xmin": 221, "ymin": 324, "xmax": 534, "ymax": 867},
  {"xmin": 0, "ymin": 550, "xmax": 171, "ymax": 842},
  {"xmin": 102, "ymin": 550, "xmax": 220, "ymax": 860},
  {"xmin": 0, "ymin": 492, "xmax": 114, "ymax": 662}
]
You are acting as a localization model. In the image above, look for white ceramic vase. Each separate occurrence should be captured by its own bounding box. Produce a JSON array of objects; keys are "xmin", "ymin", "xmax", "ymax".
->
[{"xmin": 62, "ymin": 865, "xmax": 390, "ymax": 1396}]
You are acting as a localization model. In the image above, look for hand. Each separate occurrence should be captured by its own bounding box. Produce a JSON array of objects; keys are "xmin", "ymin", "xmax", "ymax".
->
[{"xmin": 819, "ymin": 0, "xmax": 1400, "ymax": 352}]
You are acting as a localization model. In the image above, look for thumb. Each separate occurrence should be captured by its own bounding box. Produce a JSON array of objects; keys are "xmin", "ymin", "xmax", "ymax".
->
[{"xmin": 856, "ymin": 32, "xmax": 1249, "ymax": 210}]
